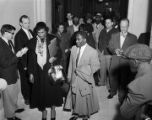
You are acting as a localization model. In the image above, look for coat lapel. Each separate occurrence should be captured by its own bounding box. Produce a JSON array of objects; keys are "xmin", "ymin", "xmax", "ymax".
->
[
  {"xmin": 114, "ymin": 32, "xmax": 121, "ymax": 49},
  {"xmin": 122, "ymin": 33, "xmax": 130, "ymax": 50},
  {"xmin": 21, "ymin": 29, "xmax": 30, "ymax": 40},
  {"xmin": 78, "ymin": 44, "xmax": 89, "ymax": 66}
]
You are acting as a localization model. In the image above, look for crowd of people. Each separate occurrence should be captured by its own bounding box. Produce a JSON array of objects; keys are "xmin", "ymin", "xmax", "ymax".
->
[{"xmin": 0, "ymin": 12, "xmax": 152, "ymax": 120}]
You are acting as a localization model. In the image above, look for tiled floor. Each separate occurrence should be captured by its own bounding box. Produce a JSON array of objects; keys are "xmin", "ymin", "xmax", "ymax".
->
[{"xmin": 0, "ymin": 85, "xmax": 123, "ymax": 120}]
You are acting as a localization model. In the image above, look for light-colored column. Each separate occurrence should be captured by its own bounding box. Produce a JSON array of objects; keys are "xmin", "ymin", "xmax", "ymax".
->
[
  {"xmin": 127, "ymin": 0, "xmax": 149, "ymax": 37},
  {"xmin": 33, "ymin": 0, "xmax": 46, "ymax": 24},
  {"xmin": 150, "ymin": 24, "xmax": 152, "ymax": 48},
  {"xmin": 33, "ymin": 0, "xmax": 52, "ymax": 32},
  {"xmin": 46, "ymin": 0, "xmax": 52, "ymax": 32}
]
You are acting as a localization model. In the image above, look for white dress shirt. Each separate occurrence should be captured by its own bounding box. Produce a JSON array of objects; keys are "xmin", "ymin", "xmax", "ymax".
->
[
  {"xmin": 22, "ymin": 28, "xmax": 33, "ymax": 40},
  {"xmin": 73, "ymin": 25, "xmax": 79, "ymax": 32},
  {"xmin": 120, "ymin": 33, "xmax": 127, "ymax": 48},
  {"xmin": 68, "ymin": 20, "xmax": 73, "ymax": 26},
  {"xmin": 77, "ymin": 44, "xmax": 87, "ymax": 65}
]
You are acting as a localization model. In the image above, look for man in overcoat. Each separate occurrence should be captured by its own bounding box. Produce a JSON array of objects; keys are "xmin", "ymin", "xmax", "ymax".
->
[{"xmin": 67, "ymin": 31, "xmax": 100, "ymax": 120}]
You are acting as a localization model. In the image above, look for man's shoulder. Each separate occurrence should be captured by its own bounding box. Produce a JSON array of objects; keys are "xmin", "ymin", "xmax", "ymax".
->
[
  {"xmin": 111, "ymin": 27, "xmax": 119, "ymax": 33},
  {"xmin": 86, "ymin": 44, "xmax": 97, "ymax": 54},
  {"xmin": 15, "ymin": 28, "xmax": 26, "ymax": 37},
  {"xmin": 0, "ymin": 38, "xmax": 7, "ymax": 50},
  {"xmin": 128, "ymin": 32, "xmax": 137, "ymax": 39},
  {"xmin": 109, "ymin": 32, "xmax": 120, "ymax": 41},
  {"xmin": 71, "ymin": 45, "xmax": 77, "ymax": 51},
  {"xmin": 112, "ymin": 32, "xmax": 120, "ymax": 36},
  {"xmin": 16, "ymin": 28, "xmax": 24, "ymax": 34}
]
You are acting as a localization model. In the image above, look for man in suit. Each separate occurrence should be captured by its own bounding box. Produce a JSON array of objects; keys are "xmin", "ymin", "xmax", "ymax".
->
[
  {"xmin": 98, "ymin": 17, "xmax": 118, "ymax": 86},
  {"xmin": 66, "ymin": 16, "xmax": 80, "ymax": 48},
  {"xmin": 65, "ymin": 13, "xmax": 73, "ymax": 27},
  {"xmin": 92, "ymin": 13, "xmax": 104, "ymax": 49},
  {"xmin": 0, "ymin": 24, "xmax": 23, "ymax": 120},
  {"xmin": 120, "ymin": 44, "xmax": 152, "ymax": 120},
  {"xmin": 107, "ymin": 18, "xmax": 137, "ymax": 99},
  {"xmin": 15, "ymin": 15, "xmax": 33, "ymax": 105},
  {"xmin": 67, "ymin": 31, "xmax": 100, "ymax": 120}
]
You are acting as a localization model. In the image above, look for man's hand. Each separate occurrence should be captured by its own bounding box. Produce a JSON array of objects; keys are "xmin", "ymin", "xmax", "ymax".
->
[
  {"xmin": 49, "ymin": 57, "xmax": 57, "ymax": 63},
  {"xmin": 29, "ymin": 74, "xmax": 34, "ymax": 84},
  {"xmin": 21, "ymin": 47, "xmax": 28, "ymax": 55},
  {"xmin": 16, "ymin": 47, "xmax": 28, "ymax": 58},
  {"xmin": 16, "ymin": 51, "xmax": 23, "ymax": 57},
  {"xmin": 0, "ymin": 78, "xmax": 7, "ymax": 91},
  {"xmin": 24, "ymin": 67, "xmax": 27, "ymax": 71},
  {"xmin": 115, "ymin": 49, "xmax": 123, "ymax": 56}
]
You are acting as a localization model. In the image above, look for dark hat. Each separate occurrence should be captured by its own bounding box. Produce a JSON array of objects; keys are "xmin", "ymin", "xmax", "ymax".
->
[{"xmin": 124, "ymin": 44, "xmax": 152, "ymax": 61}]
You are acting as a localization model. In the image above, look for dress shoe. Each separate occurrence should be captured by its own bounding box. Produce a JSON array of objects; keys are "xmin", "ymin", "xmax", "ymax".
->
[
  {"xmin": 69, "ymin": 116, "xmax": 78, "ymax": 120},
  {"xmin": 42, "ymin": 118, "xmax": 46, "ymax": 120},
  {"xmin": 15, "ymin": 108, "xmax": 25, "ymax": 113},
  {"xmin": 107, "ymin": 94, "xmax": 114, "ymax": 99},
  {"xmin": 7, "ymin": 116, "xmax": 21, "ymax": 120}
]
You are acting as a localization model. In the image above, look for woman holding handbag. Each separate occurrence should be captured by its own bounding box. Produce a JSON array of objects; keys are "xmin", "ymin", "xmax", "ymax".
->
[{"xmin": 27, "ymin": 22, "xmax": 63, "ymax": 120}]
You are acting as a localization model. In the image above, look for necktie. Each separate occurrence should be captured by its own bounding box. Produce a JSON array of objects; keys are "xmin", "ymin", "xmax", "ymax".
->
[
  {"xmin": 76, "ymin": 47, "xmax": 81, "ymax": 67},
  {"xmin": 28, "ymin": 31, "xmax": 33, "ymax": 40},
  {"xmin": 8, "ymin": 40, "xmax": 14, "ymax": 53}
]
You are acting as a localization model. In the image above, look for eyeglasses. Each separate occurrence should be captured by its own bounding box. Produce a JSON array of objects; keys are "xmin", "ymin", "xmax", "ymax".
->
[{"xmin": 6, "ymin": 31, "xmax": 15, "ymax": 35}]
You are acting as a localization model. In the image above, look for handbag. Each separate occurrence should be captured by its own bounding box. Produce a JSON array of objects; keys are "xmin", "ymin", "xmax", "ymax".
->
[
  {"xmin": 48, "ymin": 65, "xmax": 65, "ymax": 82},
  {"xmin": 48, "ymin": 65, "xmax": 70, "ymax": 96}
]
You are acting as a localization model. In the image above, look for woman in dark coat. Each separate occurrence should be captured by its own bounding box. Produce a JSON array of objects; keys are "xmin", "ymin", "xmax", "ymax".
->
[{"xmin": 27, "ymin": 22, "xmax": 63, "ymax": 120}]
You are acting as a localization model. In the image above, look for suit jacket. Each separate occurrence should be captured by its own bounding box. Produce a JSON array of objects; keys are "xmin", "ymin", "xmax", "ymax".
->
[
  {"xmin": 64, "ymin": 20, "xmax": 73, "ymax": 28},
  {"xmin": 0, "ymin": 38, "xmax": 18, "ymax": 85},
  {"xmin": 120, "ymin": 63, "xmax": 152, "ymax": 119},
  {"xmin": 68, "ymin": 44, "xmax": 100, "ymax": 96},
  {"xmin": 92, "ymin": 23, "xmax": 104, "ymax": 45},
  {"xmin": 98, "ymin": 27, "xmax": 118, "ymax": 54},
  {"xmin": 87, "ymin": 33, "xmax": 96, "ymax": 49},
  {"xmin": 108, "ymin": 32, "xmax": 137, "ymax": 88},
  {"xmin": 14, "ymin": 28, "xmax": 33, "ymax": 69},
  {"xmin": 56, "ymin": 32, "xmax": 70, "ymax": 57},
  {"xmin": 66, "ymin": 25, "xmax": 78, "ymax": 48},
  {"xmin": 66, "ymin": 25, "xmax": 74, "ymax": 38},
  {"xmin": 108, "ymin": 32, "xmax": 137, "ymax": 54}
]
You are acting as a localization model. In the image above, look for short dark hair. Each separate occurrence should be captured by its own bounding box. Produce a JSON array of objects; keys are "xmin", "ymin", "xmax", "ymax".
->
[
  {"xmin": 33, "ymin": 22, "xmax": 49, "ymax": 34},
  {"xmin": 76, "ymin": 31, "xmax": 87, "ymax": 39},
  {"xmin": 105, "ymin": 17, "xmax": 113, "ymax": 22},
  {"xmin": 1, "ymin": 24, "xmax": 16, "ymax": 35},
  {"xmin": 120, "ymin": 18, "xmax": 129, "ymax": 25},
  {"xmin": 56, "ymin": 22, "xmax": 65, "ymax": 29},
  {"xmin": 19, "ymin": 15, "xmax": 29, "ymax": 23}
]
